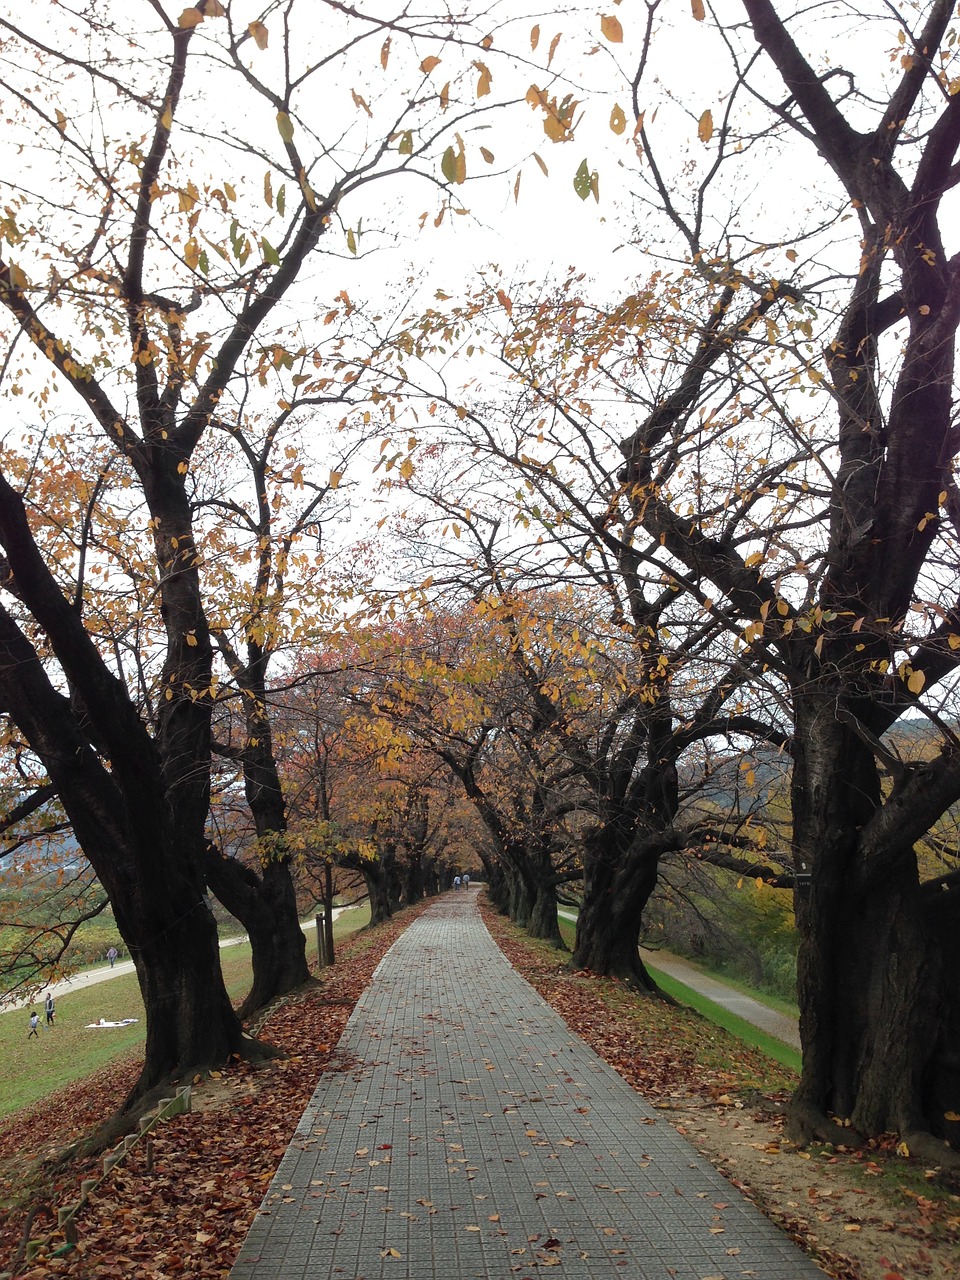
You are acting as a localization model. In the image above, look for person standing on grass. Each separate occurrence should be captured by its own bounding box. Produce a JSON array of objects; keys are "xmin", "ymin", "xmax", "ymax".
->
[
  {"xmin": 28, "ymin": 1010, "xmax": 39, "ymax": 1038},
  {"xmin": 44, "ymin": 992, "xmax": 55, "ymax": 1026},
  {"xmin": 107, "ymin": 946, "xmax": 118, "ymax": 968}
]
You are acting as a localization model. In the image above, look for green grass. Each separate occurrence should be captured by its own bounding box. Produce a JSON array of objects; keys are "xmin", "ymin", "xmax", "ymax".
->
[
  {"xmin": 645, "ymin": 965, "xmax": 802, "ymax": 1073},
  {"xmin": 646, "ymin": 949, "xmax": 800, "ymax": 1019},
  {"xmin": 557, "ymin": 910, "xmax": 802, "ymax": 1073},
  {"xmin": 0, "ymin": 907, "xmax": 369, "ymax": 1120}
]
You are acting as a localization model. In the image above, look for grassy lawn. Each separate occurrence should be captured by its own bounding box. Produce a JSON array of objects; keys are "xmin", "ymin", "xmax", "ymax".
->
[
  {"xmin": 0, "ymin": 906, "xmax": 370, "ymax": 1120},
  {"xmin": 644, "ymin": 964, "xmax": 802, "ymax": 1073},
  {"xmin": 556, "ymin": 911, "xmax": 801, "ymax": 1072}
]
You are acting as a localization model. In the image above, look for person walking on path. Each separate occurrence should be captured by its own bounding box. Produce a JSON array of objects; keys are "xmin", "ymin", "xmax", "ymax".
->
[
  {"xmin": 462, "ymin": 871, "xmax": 470, "ymax": 887},
  {"xmin": 27, "ymin": 1010, "xmax": 39, "ymax": 1038},
  {"xmin": 107, "ymin": 947, "xmax": 118, "ymax": 968},
  {"xmin": 44, "ymin": 992, "xmax": 55, "ymax": 1026},
  {"xmin": 453, "ymin": 874, "xmax": 461, "ymax": 890}
]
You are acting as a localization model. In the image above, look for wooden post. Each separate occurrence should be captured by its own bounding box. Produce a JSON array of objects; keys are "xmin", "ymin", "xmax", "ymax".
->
[
  {"xmin": 324, "ymin": 862, "xmax": 335, "ymax": 967},
  {"xmin": 315, "ymin": 913, "xmax": 327, "ymax": 968}
]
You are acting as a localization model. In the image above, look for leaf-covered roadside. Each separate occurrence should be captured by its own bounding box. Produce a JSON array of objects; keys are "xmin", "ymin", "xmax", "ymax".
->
[
  {"xmin": 482, "ymin": 902, "xmax": 960, "ymax": 1280},
  {"xmin": 0, "ymin": 907, "xmax": 427, "ymax": 1278}
]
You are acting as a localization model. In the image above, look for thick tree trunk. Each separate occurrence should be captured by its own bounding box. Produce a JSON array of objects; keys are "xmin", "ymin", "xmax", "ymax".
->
[
  {"xmin": 400, "ymin": 853, "xmax": 424, "ymax": 905},
  {"xmin": 789, "ymin": 694, "xmax": 960, "ymax": 1150},
  {"xmin": 505, "ymin": 861, "xmax": 534, "ymax": 928},
  {"xmin": 571, "ymin": 828, "xmax": 662, "ymax": 989},
  {"xmin": 479, "ymin": 850, "xmax": 509, "ymax": 913},
  {"xmin": 528, "ymin": 879, "xmax": 565, "ymax": 948},
  {"xmin": 364, "ymin": 861, "xmax": 394, "ymax": 925},
  {"xmin": 204, "ymin": 849, "xmax": 310, "ymax": 1020},
  {"xmin": 129, "ymin": 895, "xmax": 254, "ymax": 1090}
]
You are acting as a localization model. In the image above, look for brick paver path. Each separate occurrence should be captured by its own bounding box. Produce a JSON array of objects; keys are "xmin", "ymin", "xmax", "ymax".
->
[{"xmin": 230, "ymin": 890, "xmax": 823, "ymax": 1279}]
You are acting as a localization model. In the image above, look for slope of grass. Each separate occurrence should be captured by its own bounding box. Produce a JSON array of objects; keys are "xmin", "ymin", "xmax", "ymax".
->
[
  {"xmin": 557, "ymin": 910, "xmax": 801, "ymax": 1071},
  {"xmin": 0, "ymin": 907, "xmax": 369, "ymax": 1118},
  {"xmin": 645, "ymin": 964, "xmax": 802, "ymax": 1073}
]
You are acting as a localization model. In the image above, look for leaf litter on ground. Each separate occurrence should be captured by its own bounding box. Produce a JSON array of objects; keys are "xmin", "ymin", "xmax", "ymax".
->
[
  {"xmin": 0, "ymin": 905, "xmax": 429, "ymax": 1278},
  {"xmin": 2, "ymin": 895, "xmax": 959, "ymax": 1279}
]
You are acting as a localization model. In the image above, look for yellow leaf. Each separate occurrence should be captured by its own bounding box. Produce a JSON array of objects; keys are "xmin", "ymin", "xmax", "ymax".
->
[
  {"xmin": 277, "ymin": 112, "xmax": 295, "ymax": 144},
  {"xmin": 744, "ymin": 550, "xmax": 763, "ymax": 567},
  {"xmin": 205, "ymin": 0, "xmax": 225, "ymax": 14},
  {"xmin": 329, "ymin": 470, "xmax": 343, "ymax": 489},
  {"xmin": 600, "ymin": 14, "xmax": 623, "ymax": 42},
  {"xmin": 698, "ymin": 109, "xmax": 714, "ymax": 143},
  {"xmin": 381, "ymin": 37, "xmax": 391, "ymax": 70},
  {"xmin": 400, "ymin": 457, "xmax": 414, "ymax": 480},
  {"xmin": 55, "ymin": 109, "xmax": 67, "ymax": 134},
  {"xmin": 248, "ymin": 20, "xmax": 269, "ymax": 49},
  {"xmin": 786, "ymin": 248, "xmax": 798, "ymax": 262},
  {"xmin": 944, "ymin": 1111, "xmax": 960, "ymax": 1121},
  {"xmin": 480, "ymin": 146, "xmax": 495, "ymax": 164},
  {"xmin": 610, "ymin": 104, "xmax": 627, "ymax": 135},
  {"xmin": 474, "ymin": 60, "xmax": 492, "ymax": 97},
  {"xmin": 352, "ymin": 89, "xmax": 372, "ymax": 117},
  {"xmin": 896, "ymin": 1140, "xmax": 910, "ymax": 1157},
  {"xmin": 692, "ymin": 0, "xmax": 706, "ymax": 19},
  {"xmin": 530, "ymin": 24, "xmax": 540, "ymax": 50},
  {"xmin": 161, "ymin": 104, "xmax": 173, "ymax": 131},
  {"xmin": 186, "ymin": 632, "xmax": 198, "ymax": 647},
  {"xmin": 178, "ymin": 7, "xmax": 203, "ymax": 28},
  {"xmin": 420, "ymin": 55, "xmax": 441, "ymax": 73},
  {"xmin": 906, "ymin": 668, "xmax": 925, "ymax": 695}
]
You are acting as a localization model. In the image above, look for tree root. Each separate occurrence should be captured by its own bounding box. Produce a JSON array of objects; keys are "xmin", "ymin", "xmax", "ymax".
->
[
  {"xmin": 785, "ymin": 1101, "xmax": 960, "ymax": 1182},
  {"xmin": 785, "ymin": 1097, "xmax": 859, "ymax": 1149},
  {"xmin": 899, "ymin": 1130, "xmax": 960, "ymax": 1179}
]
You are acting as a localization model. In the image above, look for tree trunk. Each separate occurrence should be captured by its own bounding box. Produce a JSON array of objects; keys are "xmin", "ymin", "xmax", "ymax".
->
[
  {"xmin": 789, "ymin": 694, "xmax": 959, "ymax": 1149},
  {"xmin": 506, "ymin": 862, "xmax": 534, "ymax": 928},
  {"xmin": 204, "ymin": 848, "xmax": 311, "ymax": 1020},
  {"xmin": 571, "ymin": 828, "xmax": 662, "ymax": 989},
  {"xmin": 364, "ymin": 861, "xmax": 394, "ymax": 925},
  {"xmin": 130, "ymin": 894, "xmax": 255, "ymax": 1089},
  {"xmin": 527, "ymin": 879, "xmax": 565, "ymax": 948}
]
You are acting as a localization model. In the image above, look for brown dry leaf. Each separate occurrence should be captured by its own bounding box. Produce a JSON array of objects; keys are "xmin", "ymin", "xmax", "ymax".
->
[{"xmin": 600, "ymin": 14, "xmax": 623, "ymax": 42}]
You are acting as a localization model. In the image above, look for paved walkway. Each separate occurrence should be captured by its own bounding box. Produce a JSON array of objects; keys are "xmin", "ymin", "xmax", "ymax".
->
[{"xmin": 230, "ymin": 889, "xmax": 822, "ymax": 1279}]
